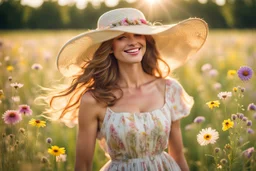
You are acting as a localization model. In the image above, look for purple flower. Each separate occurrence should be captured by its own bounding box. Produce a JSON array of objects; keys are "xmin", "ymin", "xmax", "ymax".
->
[
  {"xmin": 247, "ymin": 128, "xmax": 254, "ymax": 134},
  {"xmin": 237, "ymin": 66, "xmax": 253, "ymax": 81},
  {"xmin": 18, "ymin": 105, "xmax": 32, "ymax": 116},
  {"xmin": 247, "ymin": 120, "xmax": 252, "ymax": 127},
  {"xmin": 2, "ymin": 110, "xmax": 22, "ymax": 125},
  {"xmin": 247, "ymin": 103, "xmax": 256, "ymax": 111},
  {"xmin": 243, "ymin": 147, "xmax": 254, "ymax": 158},
  {"xmin": 193, "ymin": 116, "xmax": 205, "ymax": 123}
]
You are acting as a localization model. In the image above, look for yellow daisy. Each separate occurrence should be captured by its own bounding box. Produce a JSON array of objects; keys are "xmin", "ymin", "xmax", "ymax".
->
[
  {"xmin": 48, "ymin": 146, "xmax": 65, "ymax": 156},
  {"xmin": 6, "ymin": 66, "xmax": 14, "ymax": 72},
  {"xmin": 233, "ymin": 87, "xmax": 238, "ymax": 92},
  {"xmin": 206, "ymin": 100, "xmax": 220, "ymax": 109},
  {"xmin": 227, "ymin": 70, "xmax": 236, "ymax": 78},
  {"xmin": 222, "ymin": 119, "xmax": 234, "ymax": 131},
  {"xmin": 29, "ymin": 118, "xmax": 46, "ymax": 128}
]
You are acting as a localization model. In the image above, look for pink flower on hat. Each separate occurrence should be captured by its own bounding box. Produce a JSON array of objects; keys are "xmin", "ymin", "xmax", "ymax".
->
[
  {"xmin": 140, "ymin": 19, "xmax": 147, "ymax": 24},
  {"xmin": 121, "ymin": 18, "xmax": 129, "ymax": 26}
]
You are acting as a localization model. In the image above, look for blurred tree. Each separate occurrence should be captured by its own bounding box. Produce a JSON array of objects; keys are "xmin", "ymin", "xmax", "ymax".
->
[{"xmin": 0, "ymin": 0, "xmax": 23, "ymax": 29}]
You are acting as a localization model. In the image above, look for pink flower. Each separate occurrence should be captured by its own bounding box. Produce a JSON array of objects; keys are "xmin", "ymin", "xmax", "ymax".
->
[
  {"xmin": 121, "ymin": 18, "xmax": 129, "ymax": 26},
  {"xmin": 2, "ymin": 110, "xmax": 22, "ymax": 125},
  {"xmin": 140, "ymin": 19, "xmax": 147, "ymax": 24},
  {"xmin": 18, "ymin": 104, "xmax": 32, "ymax": 116}
]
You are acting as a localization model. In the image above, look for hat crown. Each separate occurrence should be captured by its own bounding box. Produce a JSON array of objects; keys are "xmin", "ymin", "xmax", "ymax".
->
[{"xmin": 97, "ymin": 8, "xmax": 146, "ymax": 29}]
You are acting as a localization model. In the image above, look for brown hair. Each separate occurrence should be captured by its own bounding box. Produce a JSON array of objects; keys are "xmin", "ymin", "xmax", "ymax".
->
[{"xmin": 44, "ymin": 35, "xmax": 170, "ymax": 122}]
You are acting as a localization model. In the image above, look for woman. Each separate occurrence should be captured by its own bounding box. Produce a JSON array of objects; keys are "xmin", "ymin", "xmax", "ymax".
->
[{"xmin": 52, "ymin": 8, "xmax": 208, "ymax": 171}]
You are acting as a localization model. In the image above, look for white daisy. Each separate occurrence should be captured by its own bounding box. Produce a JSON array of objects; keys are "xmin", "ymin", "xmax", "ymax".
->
[
  {"xmin": 10, "ymin": 82, "xmax": 24, "ymax": 89},
  {"xmin": 31, "ymin": 63, "xmax": 43, "ymax": 70},
  {"xmin": 217, "ymin": 91, "xmax": 232, "ymax": 100},
  {"xmin": 197, "ymin": 127, "xmax": 219, "ymax": 146}
]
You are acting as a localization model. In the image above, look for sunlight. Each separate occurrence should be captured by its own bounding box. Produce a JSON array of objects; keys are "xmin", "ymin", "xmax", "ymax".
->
[
  {"xmin": 105, "ymin": 0, "xmax": 119, "ymax": 7},
  {"xmin": 76, "ymin": 0, "xmax": 88, "ymax": 9},
  {"xmin": 145, "ymin": 0, "xmax": 156, "ymax": 5}
]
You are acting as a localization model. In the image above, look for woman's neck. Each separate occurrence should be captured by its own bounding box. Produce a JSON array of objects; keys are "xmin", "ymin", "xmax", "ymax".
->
[{"xmin": 117, "ymin": 62, "xmax": 155, "ymax": 88}]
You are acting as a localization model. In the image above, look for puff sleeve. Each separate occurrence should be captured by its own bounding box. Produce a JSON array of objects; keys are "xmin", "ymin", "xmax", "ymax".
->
[{"xmin": 166, "ymin": 78, "xmax": 194, "ymax": 121}]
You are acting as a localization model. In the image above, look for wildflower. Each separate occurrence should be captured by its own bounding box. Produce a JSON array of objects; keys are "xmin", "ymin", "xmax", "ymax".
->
[
  {"xmin": 19, "ymin": 128, "xmax": 25, "ymax": 134},
  {"xmin": 9, "ymin": 134, "xmax": 15, "ymax": 139},
  {"xmin": 56, "ymin": 154, "xmax": 67, "ymax": 162},
  {"xmin": 197, "ymin": 127, "xmax": 219, "ymax": 146},
  {"xmin": 222, "ymin": 119, "xmax": 234, "ymax": 131},
  {"xmin": 0, "ymin": 90, "xmax": 4, "ymax": 99},
  {"xmin": 8, "ymin": 76, "xmax": 12, "ymax": 82},
  {"xmin": 48, "ymin": 146, "xmax": 65, "ymax": 156},
  {"xmin": 194, "ymin": 116, "xmax": 205, "ymax": 123},
  {"xmin": 31, "ymin": 63, "xmax": 43, "ymax": 70},
  {"xmin": 10, "ymin": 82, "xmax": 24, "ymax": 89},
  {"xmin": 217, "ymin": 164, "xmax": 222, "ymax": 169},
  {"xmin": 220, "ymin": 158, "xmax": 227, "ymax": 165},
  {"xmin": 2, "ymin": 110, "xmax": 22, "ymax": 125},
  {"xmin": 238, "ymin": 113, "xmax": 244, "ymax": 119},
  {"xmin": 201, "ymin": 63, "xmax": 212, "ymax": 72},
  {"xmin": 242, "ymin": 117, "xmax": 248, "ymax": 122},
  {"xmin": 233, "ymin": 87, "xmax": 238, "ymax": 92},
  {"xmin": 209, "ymin": 69, "xmax": 218, "ymax": 77},
  {"xmin": 6, "ymin": 65, "xmax": 14, "ymax": 72},
  {"xmin": 227, "ymin": 70, "xmax": 236, "ymax": 78},
  {"xmin": 18, "ymin": 104, "xmax": 32, "ymax": 116},
  {"xmin": 217, "ymin": 92, "xmax": 232, "ymax": 100},
  {"xmin": 247, "ymin": 103, "xmax": 256, "ymax": 111},
  {"xmin": 225, "ymin": 144, "xmax": 231, "ymax": 150},
  {"xmin": 46, "ymin": 137, "xmax": 52, "ymax": 144},
  {"xmin": 2, "ymin": 133, "xmax": 6, "ymax": 138},
  {"xmin": 247, "ymin": 128, "xmax": 254, "ymax": 134},
  {"xmin": 11, "ymin": 96, "xmax": 20, "ymax": 102},
  {"xmin": 41, "ymin": 157, "xmax": 49, "ymax": 164},
  {"xmin": 206, "ymin": 100, "xmax": 220, "ymax": 109},
  {"xmin": 231, "ymin": 114, "xmax": 237, "ymax": 120},
  {"xmin": 237, "ymin": 66, "xmax": 253, "ymax": 81},
  {"xmin": 243, "ymin": 147, "xmax": 254, "ymax": 158},
  {"xmin": 29, "ymin": 118, "xmax": 46, "ymax": 128},
  {"xmin": 247, "ymin": 120, "xmax": 252, "ymax": 126},
  {"xmin": 213, "ymin": 82, "xmax": 221, "ymax": 90},
  {"xmin": 214, "ymin": 147, "xmax": 220, "ymax": 153},
  {"xmin": 240, "ymin": 87, "xmax": 246, "ymax": 93}
]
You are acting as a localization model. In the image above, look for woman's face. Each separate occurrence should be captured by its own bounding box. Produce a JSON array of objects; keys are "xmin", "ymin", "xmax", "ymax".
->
[{"xmin": 112, "ymin": 33, "xmax": 146, "ymax": 64}]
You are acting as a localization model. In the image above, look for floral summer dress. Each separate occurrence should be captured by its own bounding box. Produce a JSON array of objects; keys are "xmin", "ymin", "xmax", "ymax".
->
[{"xmin": 97, "ymin": 78, "xmax": 194, "ymax": 171}]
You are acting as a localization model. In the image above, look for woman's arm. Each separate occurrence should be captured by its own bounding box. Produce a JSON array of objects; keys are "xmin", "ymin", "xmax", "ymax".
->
[
  {"xmin": 75, "ymin": 92, "xmax": 100, "ymax": 171},
  {"xmin": 168, "ymin": 120, "xmax": 189, "ymax": 171}
]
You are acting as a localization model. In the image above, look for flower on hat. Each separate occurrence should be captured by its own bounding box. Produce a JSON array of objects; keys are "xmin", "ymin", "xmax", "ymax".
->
[{"xmin": 110, "ymin": 18, "xmax": 152, "ymax": 28}]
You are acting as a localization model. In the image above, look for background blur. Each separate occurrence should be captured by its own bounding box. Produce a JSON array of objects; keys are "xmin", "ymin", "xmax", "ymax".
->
[
  {"xmin": 1, "ymin": 0, "xmax": 256, "ymax": 171},
  {"xmin": 1, "ymin": 0, "xmax": 256, "ymax": 29}
]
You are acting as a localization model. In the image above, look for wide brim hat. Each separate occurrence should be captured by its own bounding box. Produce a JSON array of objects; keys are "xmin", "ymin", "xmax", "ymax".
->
[{"xmin": 56, "ymin": 8, "xmax": 208, "ymax": 77}]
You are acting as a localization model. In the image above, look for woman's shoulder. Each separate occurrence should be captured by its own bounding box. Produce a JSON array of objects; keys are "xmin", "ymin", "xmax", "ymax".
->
[{"xmin": 79, "ymin": 91, "xmax": 105, "ymax": 118}]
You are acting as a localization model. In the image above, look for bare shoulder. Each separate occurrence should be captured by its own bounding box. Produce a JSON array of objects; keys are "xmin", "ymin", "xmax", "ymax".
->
[{"xmin": 78, "ymin": 91, "xmax": 105, "ymax": 124}]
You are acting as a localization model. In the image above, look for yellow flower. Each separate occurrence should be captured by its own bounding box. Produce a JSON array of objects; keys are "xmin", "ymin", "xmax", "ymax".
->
[
  {"xmin": 29, "ymin": 118, "xmax": 46, "ymax": 128},
  {"xmin": 222, "ymin": 119, "xmax": 234, "ymax": 131},
  {"xmin": 227, "ymin": 70, "xmax": 236, "ymax": 77},
  {"xmin": 0, "ymin": 90, "xmax": 5, "ymax": 99},
  {"xmin": 48, "ymin": 146, "xmax": 65, "ymax": 156},
  {"xmin": 206, "ymin": 100, "xmax": 220, "ymax": 109},
  {"xmin": 233, "ymin": 87, "xmax": 238, "ymax": 92},
  {"xmin": 6, "ymin": 66, "xmax": 14, "ymax": 72}
]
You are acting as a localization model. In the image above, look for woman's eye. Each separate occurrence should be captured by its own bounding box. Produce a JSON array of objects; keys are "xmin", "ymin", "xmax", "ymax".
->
[
  {"xmin": 117, "ymin": 36, "xmax": 126, "ymax": 40},
  {"xmin": 135, "ymin": 34, "xmax": 142, "ymax": 37}
]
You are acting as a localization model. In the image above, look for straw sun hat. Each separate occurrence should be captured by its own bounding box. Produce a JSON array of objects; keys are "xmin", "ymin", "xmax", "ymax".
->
[{"xmin": 56, "ymin": 8, "xmax": 208, "ymax": 77}]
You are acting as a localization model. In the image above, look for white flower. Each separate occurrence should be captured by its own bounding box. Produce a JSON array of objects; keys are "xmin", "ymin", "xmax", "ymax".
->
[
  {"xmin": 201, "ymin": 63, "xmax": 212, "ymax": 72},
  {"xmin": 31, "ymin": 63, "xmax": 43, "ymax": 70},
  {"xmin": 12, "ymin": 96, "xmax": 20, "ymax": 102},
  {"xmin": 56, "ymin": 154, "xmax": 67, "ymax": 162},
  {"xmin": 197, "ymin": 127, "xmax": 219, "ymax": 146},
  {"xmin": 10, "ymin": 82, "xmax": 23, "ymax": 89},
  {"xmin": 217, "ymin": 91, "xmax": 232, "ymax": 100}
]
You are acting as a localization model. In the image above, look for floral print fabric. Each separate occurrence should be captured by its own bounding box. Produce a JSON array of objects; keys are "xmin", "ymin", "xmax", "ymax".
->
[{"xmin": 97, "ymin": 78, "xmax": 194, "ymax": 171}]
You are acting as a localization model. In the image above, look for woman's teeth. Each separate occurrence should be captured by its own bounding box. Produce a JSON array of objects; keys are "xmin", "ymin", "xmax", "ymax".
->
[{"xmin": 125, "ymin": 48, "xmax": 140, "ymax": 53}]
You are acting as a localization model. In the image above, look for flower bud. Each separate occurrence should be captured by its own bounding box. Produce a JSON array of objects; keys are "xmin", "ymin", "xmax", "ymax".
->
[
  {"xmin": 231, "ymin": 114, "xmax": 237, "ymax": 120},
  {"xmin": 46, "ymin": 137, "xmax": 52, "ymax": 144},
  {"xmin": 247, "ymin": 120, "xmax": 252, "ymax": 127},
  {"xmin": 214, "ymin": 147, "xmax": 220, "ymax": 153},
  {"xmin": 220, "ymin": 158, "xmax": 228, "ymax": 165}
]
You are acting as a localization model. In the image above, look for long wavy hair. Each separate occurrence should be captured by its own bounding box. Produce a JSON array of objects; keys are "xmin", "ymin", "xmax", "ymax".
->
[{"xmin": 41, "ymin": 35, "xmax": 171, "ymax": 125}]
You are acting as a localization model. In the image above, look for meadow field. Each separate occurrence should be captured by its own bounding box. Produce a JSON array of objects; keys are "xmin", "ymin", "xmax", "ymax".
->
[{"xmin": 0, "ymin": 30, "xmax": 256, "ymax": 171}]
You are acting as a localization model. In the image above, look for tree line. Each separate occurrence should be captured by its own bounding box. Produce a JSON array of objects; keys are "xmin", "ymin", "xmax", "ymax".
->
[{"xmin": 0, "ymin": 0, "xmax": 256, "ymax": 29}]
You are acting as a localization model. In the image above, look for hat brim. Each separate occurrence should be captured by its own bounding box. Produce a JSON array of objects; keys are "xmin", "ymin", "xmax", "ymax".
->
[{"xmin": 57, "ymin": 18, "xmax": 208, "ymax": 77}]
